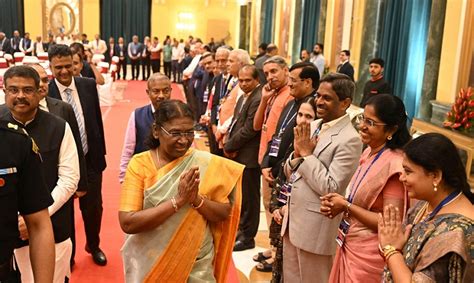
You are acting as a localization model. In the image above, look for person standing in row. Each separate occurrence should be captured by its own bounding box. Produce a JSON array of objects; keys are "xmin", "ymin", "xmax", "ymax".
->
[
  {"xmin": 128, "ymin": 35, "xmax": 143, "ymax": 80},
  {"xmin": 162, "ymin": 38, "xmax": 173, "ymax": 78},
  {"xmin": 141, "ymin": 36, "xmax": 151, "ymax": 81},
  {"xmin": 149, "ymin": 37, "xmax": 162, "ymax": 74},
  {"xmin": 0, "ymin": 67, "xmax": 55, "ymax": 283},
  {"xmin": 1, "ymin": 65, "xmax": 80, "ymax": 283},
  {"xmin": 282, "ymin": 73, "xmax": 362, "ymax": 282},
  {"xmin": 360, "ymin": 58, "xmax": 391, "ymax": 107},
  {"xmin": 48, "ymin": 44, "xmax": 108, "ymax": 266}
]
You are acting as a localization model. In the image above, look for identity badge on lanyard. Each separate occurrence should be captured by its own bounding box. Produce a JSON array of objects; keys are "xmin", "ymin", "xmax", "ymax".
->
[
  {"xmin": 336, "ymin": 147, "xmax": 386, "ymax": 247},
  {"xmin": 269, "ymin": 104, "xmax": 296, "ymax": 157}
]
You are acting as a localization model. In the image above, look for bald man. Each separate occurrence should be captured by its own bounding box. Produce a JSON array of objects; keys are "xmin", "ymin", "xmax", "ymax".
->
[{"xmin": 119, "ymin": 73, "xmax": 172, "ymax": 182}]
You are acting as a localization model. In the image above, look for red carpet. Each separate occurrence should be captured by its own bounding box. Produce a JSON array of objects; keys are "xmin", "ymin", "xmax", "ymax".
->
[{"xmin": 70, "ymin": 81, "xmax": 239, "ymax": 282}]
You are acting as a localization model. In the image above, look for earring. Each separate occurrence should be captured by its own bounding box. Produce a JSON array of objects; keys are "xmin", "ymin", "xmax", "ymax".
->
[
  {"xmin": 387, "ymin": 136, "xmax": 392, "ymax": 140},
  {"xmin": 433, "ymin": 183, "xmax": 438, "ymax": 192}
]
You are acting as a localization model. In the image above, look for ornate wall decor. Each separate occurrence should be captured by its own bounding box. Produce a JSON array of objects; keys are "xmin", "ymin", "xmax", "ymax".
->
[{"xmin": 43, "ymin": 0, "xmax": 82, "ymax": 37}]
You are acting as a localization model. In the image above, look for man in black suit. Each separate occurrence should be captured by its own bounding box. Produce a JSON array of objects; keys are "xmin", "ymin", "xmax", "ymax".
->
[
  {"xmin": 224, "ymin": 64, "xmax": 262, "ymax": 251},
  {"xmin": 105, "ymin": 36, "xmax": 120, "ymax": 64},
  {"xmin": 47, "ymin": 44, "xmax": 108, "ymax": 266},
  {"xmin": 30, "ymin": 63, "xmax": 88, "ymax": 267},
  {"xmin": 10, "ymin": 30, "xmax": 21, "ymax": 54},
  {"xmin": 116, "ymin": 37, "xmax": 127, "ymax": 80},
  {"xmin": 0, "ymin": 32, "xmax": 11, "ymax": 53},
  {"xmin": 336, "ymin": 50, "xmax": 355, "ymax": 81},
  {"xmin": 208, "ymin": 47, "xmax": 230, "ymax": 156}
]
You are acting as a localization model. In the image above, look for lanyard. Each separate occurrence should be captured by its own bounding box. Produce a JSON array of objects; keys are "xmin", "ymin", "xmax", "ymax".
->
[
  {"xmin": 422, "ymin": 190, "xmax": 461, "ymax": 223},
  {"xmin": 347, "ymin": 147, "xmax": 386, "ymax": 203},
  {"xmin": 263, "ymin": 94, "xmax": 278, "ymax": 126},
  {"xmin": 278, "ymin": 102, "xmax": 296, "ymax": 136}
]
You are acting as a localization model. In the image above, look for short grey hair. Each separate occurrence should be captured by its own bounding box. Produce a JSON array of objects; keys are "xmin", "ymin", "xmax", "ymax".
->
[
  {"xmin": 215, "ymin": 46, "xmax": 230, "ymax": 56},
  {"xmin": 147, "ymin": 73, "xmax": 170, "ymax": 89},
  {"xmin": 230, "ymin": 49, "xmax": 250, "ymax": 65},
  {"xmin": 263, "ymin": 55, "xmax": 287, "ymax": 69}
]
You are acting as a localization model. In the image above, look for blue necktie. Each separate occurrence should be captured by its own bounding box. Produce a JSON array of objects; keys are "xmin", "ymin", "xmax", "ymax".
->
[{"xmin": 65, "ymin": 88, "xmax": 89, "ymax": 154}]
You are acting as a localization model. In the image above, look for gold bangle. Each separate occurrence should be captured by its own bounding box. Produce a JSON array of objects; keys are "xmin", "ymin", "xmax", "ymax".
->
[
  {"xmin": 171, "ymin": 197, "xmax": 179, "ymax": 212},
  {"xmin": 191, "ymin": 195, "xmax": 205, "ymax": 209},
  {"xmin": 380, "ymin": 244, "xmax": 402, "ymax": 260},
  {"xmin": 384, "ymin": 250, "xmax": 401, "ymax": 262}
]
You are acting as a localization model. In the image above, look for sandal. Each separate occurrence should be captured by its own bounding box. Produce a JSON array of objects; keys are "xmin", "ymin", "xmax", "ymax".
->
[
  {"xmin": 252, "ymin": 251, "xmax": 271, "ymax": 262},
  {"xmin": 255, "ymin": 259, "xmax": 273, "ymax": 272}
]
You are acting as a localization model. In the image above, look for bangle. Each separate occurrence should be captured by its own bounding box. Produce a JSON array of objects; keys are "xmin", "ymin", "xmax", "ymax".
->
[
  {"xmin": 346, "ymin": 201, "xmax": 352, "ymax": 212},
  {"xmin": 384, "ymin": 250, "xmax": 401, "ymax": 262},
  {"xmin": 344, "ymin": 201, "xmax": 352, "ymax": 216},
  {"xmin": 171, "ymin": 197, "xmax": 179, "ymax": 212},
  {"xmin": 379, "ymin": 244, "xmax": 402, "ymax": 260},
  {"xmin": 191, "ymin": 195, "xmax": 205, "ymax": 209}
]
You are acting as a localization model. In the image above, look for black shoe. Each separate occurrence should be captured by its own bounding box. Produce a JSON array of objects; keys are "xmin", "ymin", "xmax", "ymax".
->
[
  {"xmin": 233, "ymin": 238, "xmax": 255, "ymax": 251},
  {"xmin": 85, "ymin": 246, "xmax": 107, "ymax": 266}
]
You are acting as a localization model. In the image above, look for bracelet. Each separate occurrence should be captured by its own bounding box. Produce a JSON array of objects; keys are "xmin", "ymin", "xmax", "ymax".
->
[
  {"xmin": 191, "ymin": 195, "xmax": 205, "ymax": 209},
  {"xmin": 379, "ymin": 244, "xmax": 402, "ymax": 260},
  {"xmin": 384, "ymin": 250, "xmax": 401, "ymax": 262},
  {"xmin": 171, "ymin": 197, "xmax": 179, "ymax": 212},
  {"xmin": 346, "ymin": 201, "xmax": 352, "ymax": 213}
]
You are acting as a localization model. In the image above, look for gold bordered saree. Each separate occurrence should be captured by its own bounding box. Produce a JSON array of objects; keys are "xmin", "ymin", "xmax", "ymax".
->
[{"xmin": 121, "ymin": 149, "xmax": 244, "ymax": 282}]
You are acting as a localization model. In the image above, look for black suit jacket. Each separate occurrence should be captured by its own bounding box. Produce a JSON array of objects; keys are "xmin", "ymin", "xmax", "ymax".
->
[
  {"xmin": 48, "ymin": 77, "xmax": 107, "ymax": 173},
  {"xmin": 261, "ymin": 91, "xmax": 316, "ymax": 177},
  {"xmin": 46, "ymin": 97, "xmax": 88, "ymax": 191},
  {"xmin": 224, "ymin": 86, "xmax": 262, "ymax": 168},
  {"xmin": 105, "ymin": 44, "xmax": 121, "ymax": 63},
  {"xmin": 337, "ymin": 62, "xmax": 355, "ymax": 81},
  {"xmin": 210, "ymin": 74, "xmax": 232, "ymax": 126},
  {"xmin": 0, "ymin": 37, "xmax": 11, "ymax": 54}
]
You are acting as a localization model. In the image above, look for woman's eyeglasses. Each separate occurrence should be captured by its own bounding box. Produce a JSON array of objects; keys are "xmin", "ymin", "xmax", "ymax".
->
[
  {"xmin": 356, "ymin": 115, "xmax": 387, "ymax": 127},
  {"xmin": 160, "ymin": 126, "xmax": 195, "ymax": 139}
]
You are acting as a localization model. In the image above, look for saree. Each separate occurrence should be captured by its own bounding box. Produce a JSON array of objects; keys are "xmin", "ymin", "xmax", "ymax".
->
[
  {"xmin": 120, "ymin": 149, "xmax": 244, "ymax": 282},
  {"xmin": 384, "ymin": 201, "xmax": 474, "ymax": 282},
  {"xmin": 329, "ymin": 148, "xmax": 408, "ymax": 282}
]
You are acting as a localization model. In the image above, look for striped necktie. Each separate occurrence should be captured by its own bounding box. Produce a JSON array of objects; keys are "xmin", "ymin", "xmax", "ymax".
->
[{"xmin": 65, "ymin": 88, "xmax": 88, "ymax": 154}]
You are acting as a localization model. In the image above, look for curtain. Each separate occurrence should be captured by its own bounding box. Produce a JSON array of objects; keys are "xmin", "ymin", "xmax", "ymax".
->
[
  {"xmin": 261, "ymin": 0, "xmax": 275, "ymax": 44},
  {"xmin": 100, "ymin": 0, "xmax": 150, "ymax": 45},
  {"xmin": 301, "ymin": 0, "xmax": 321, "ymax": 52},
  {"xmin": 378, "ymin": 0, "xmax": 432, "ymax": 118},
  {"xmin": 0, "ymin": 0, "xmax": 24, "ymax": 36},
  {"xmin": 100, "ymin": 0, "xmax": 125, "ymax": 42}
]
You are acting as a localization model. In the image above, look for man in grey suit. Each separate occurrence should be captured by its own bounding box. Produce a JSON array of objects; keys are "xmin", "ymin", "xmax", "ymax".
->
[
  {"xmin": 281, "ymin": 73, "xmax": 362, "ymax": 282},
  {"xmin": 224, "ymin": 65, "xmax": 262, "ymax": 251}
]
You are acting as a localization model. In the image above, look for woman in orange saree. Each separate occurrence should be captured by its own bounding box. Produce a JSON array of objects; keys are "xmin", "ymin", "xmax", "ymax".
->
[{"xmin": 119, "ymin": 100, "xmax": 244, "ymax": 282}]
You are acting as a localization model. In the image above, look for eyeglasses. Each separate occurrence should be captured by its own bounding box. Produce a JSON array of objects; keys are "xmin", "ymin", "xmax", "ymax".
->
[
  {"xmin": 5, "ymin": 87, "xmax": 37, "ymax": 96},
  {"xmin": 356, "ymin": 115, "xmax": 387, "ymax": 127},
  {"xmin": 148, "ymin": 88, "xmax": 171, "ymax": 95},
  {"xmin": 160, "ymin": 126, "xmax": 195, "ymax": 139}
]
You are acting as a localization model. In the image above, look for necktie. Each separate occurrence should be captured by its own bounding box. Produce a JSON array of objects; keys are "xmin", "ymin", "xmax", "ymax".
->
[{"xmin": 65, "ymin": 88, "xmax": 89, "ymax": 154}]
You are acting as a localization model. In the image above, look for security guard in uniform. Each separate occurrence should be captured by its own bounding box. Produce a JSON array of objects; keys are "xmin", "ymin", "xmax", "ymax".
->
[{"xmin": 0, "ymin": 117, "xmax": 55, "ymax": 281}]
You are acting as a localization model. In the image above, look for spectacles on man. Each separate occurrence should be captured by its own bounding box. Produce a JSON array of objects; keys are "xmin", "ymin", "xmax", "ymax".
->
[
  {"xmin": 148, "ymin": 87, "xmax": 171, "ymax": 95},
  {"xmin": 160, "ymin": 126, "xmax": 195, "ymax": 139},
  {"xmin": 5, "ymin": 87, "xmax": 37, "ymax": 96},
  {"xmin": 356, "ymin": 115, "xmax": 387, "ymax": 127}
]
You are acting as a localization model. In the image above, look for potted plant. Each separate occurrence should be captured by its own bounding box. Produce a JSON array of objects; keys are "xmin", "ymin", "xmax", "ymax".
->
[{"xmin": 443, "ymin": 87, "xmax": 474, "ymax": 132}]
